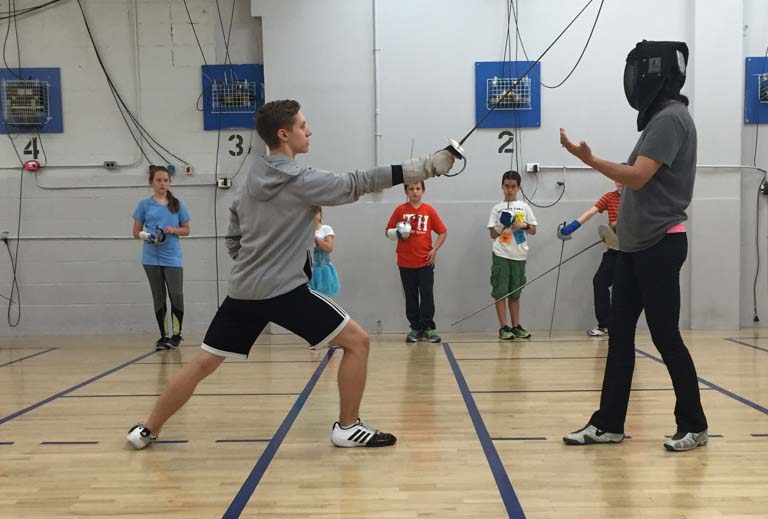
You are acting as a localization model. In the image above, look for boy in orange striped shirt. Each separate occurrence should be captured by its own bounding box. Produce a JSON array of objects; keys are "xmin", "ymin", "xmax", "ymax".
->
[{"xmin": 558, "ymin": 181, "xmax": 622, "ymax": 336}]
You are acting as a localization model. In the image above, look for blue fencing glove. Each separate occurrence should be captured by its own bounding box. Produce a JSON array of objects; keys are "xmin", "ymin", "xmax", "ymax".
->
[
  {"xmin": 560, "ymin": 220, "xmax": 581, "ymax": 236},
  {"xmin": 499, "ymin": 211, "xmax": 513, "ymax": 227}
]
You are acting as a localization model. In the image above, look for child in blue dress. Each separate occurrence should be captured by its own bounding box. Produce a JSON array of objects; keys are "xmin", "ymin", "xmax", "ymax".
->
[{"xmin": 309, "ymin": 207, "xmax": 340, "ymax": 297}]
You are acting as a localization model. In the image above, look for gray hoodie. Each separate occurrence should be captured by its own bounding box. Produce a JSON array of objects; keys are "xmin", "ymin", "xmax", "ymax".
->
[{"xmin": 226, "ymin": 154, "xmax": 396, "ymax": 300}]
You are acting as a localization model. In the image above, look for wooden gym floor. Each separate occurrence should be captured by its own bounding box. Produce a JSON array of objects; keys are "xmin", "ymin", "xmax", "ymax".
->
[{"xmin": 1, "ymin": 330, "xmax": 768, "ymax": 518}]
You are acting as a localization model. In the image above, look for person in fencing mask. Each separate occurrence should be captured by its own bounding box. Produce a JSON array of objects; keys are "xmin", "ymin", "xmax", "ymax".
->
[
  {"xmin": 624, "ymin": 40, "xmax": 689, "ymax": 131},
  {"xmin": 559, "ymin": 40, "xmax": 708, "ymax": 452}
]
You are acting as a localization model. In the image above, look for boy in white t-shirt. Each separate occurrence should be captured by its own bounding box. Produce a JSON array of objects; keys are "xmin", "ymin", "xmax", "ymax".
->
[{"xmin": 487, "ymin": 170, "xmax": 537, "ymax": 339}]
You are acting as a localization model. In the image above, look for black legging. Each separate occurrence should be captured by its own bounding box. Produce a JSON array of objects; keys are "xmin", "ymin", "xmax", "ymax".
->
[
  {"xmin": 593, "ymin": 250, "xmax": 618, "ymax": 329},
  {"xmin": 143, "ymin": 265, "xmax": 184, "ymax": 337},
  {"xmin": 590, "ymin": 233, "xmax": 708, "ymax": 434}
]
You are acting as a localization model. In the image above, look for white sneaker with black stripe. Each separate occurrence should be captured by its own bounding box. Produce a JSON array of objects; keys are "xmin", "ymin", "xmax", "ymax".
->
[
  {"xmin": 331, "ymin": 418, "xmax": 397, "ymax": 448},
  {"xmin": 126, "ymin": 424, "xmax": 157, "ymax": 450},
  {"xmin": 562, "ymin": 423, "xmax": 624, "ymax": 445}
]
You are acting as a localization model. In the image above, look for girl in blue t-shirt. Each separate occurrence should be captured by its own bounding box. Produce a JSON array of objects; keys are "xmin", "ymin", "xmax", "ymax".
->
[{"xmin": 132, "ymin": 166, "xmax": 191, "ymax": 350}]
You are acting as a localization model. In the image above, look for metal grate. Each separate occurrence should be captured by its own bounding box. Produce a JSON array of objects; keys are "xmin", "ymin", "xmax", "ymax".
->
[
  {"xmin": 1, "ymin": 79, "xmax": 50, "ymax": 126},
  {"xmin": 211, "ymin": 80, "xmax": 258, "ymax": 114},
  {"xmin": 760, "ymin": 74, "xmax": 768, "ymax": 104},
  {"xmin": 486, "ymin": 76, "xmax": 531, "ymax": 111}
]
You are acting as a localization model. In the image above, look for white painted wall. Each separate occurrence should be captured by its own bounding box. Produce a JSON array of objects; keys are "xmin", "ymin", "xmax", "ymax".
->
[{"xmin": 0, "ymin": 0, "xmax": 765, "ymax": 336}]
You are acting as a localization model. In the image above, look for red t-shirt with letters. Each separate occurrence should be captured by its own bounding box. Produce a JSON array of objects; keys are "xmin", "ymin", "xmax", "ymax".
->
[{"xmin": 386, "ymin": 202, "xmax": 447, "ymax": 268}]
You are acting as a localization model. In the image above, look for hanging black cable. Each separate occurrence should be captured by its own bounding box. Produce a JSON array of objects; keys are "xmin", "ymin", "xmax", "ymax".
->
[
  {"xmin": 2, "ymin": 0, "xmax": 21, "ymax": 78},
  {"xmin": 751, "ymin": 45, "xmax": 768, "ymax": 323},
  {"xmin": 75, "ymin": 0, "xmax": 189, "ymax": 166},
  {"xmin": 510, "ymin": 0, "xmax": 605, "ymax": 90},
  {"xmin": 0, "ymin": 0, "xmax": 62, "ymax": 20},
  {"xmin": 4, "ymin": 133, "xmax": 24, "ymax": 326}
]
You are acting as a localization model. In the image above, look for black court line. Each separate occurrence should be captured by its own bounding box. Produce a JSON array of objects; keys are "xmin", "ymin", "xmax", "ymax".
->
[
  {"xmin": 455, "ymin": 355, "xmax": 639, "ymax": 361},
  {"xmin": 724, "ymin": 338, "xmax": 768, "ymax": 354},
  {"xmin": 636, "ymin": 348, "xmax": 768, "ymax": 416},
  {"xmin": 0, "ymin": 442, "xmax": 14, "ymax": 445},
  {"xmin": 62, "ymin": 392, "xmax": 300, "ymax": 398},
  {"xmin": 40, "ymin": 441, "xmax": 99, "ymax": 445},
  {"xmin": 445, "ymin": 338, "xmax": 606, "ymax": 344},
  {"xmin": 222, "ymin": 347, "xmax": 335, "ymax": 519},
  {"xmin": 155, "ymin": 440, "xmax": 189, "ymax": 444},
  {"xmin": 216, "ymin": 439, "xmax": 271, "ymax": 443},
  {"xmin": 751, "ymin": 433, "xmax": 768, "ymax": 437},
  {"xmin": 492, "ymin": 437, "xmax": 547, "ymax": 441},
  {"xmin": 472, "ymin": 387, "xmax": 714, "ymax": 394},
  {"xmin": 0, "ymin": 347, "xmax": 58, "ymax": 368},
  {"xmin": 444, "ymin": 343, "xmax": 526, "ymax": 519},
  {"xmin": 0, "ymin": 347, "xmax": 57, "ymax": 351},
  {"xmin": 135, "ymin": 360, "xmax": 321, "ymax": 365},
  {"xmin": 0, "ymin": 350, "xmax": 157, "ymax": 426}
]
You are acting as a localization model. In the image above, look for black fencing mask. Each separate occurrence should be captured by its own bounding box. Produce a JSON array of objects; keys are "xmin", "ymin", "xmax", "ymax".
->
[{"xmin": 624, "ymin": 40, "xmax": 689, "ymax": 131}]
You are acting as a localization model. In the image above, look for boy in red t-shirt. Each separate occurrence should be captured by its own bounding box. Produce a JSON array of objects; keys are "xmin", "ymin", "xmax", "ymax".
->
[
  {"xmin": 558, "ymin": 181, "xmax": 622, "ymax": 336},
  {"xmin": 386, "ymin": 181, "xmax": 447, "ymax": 343}
]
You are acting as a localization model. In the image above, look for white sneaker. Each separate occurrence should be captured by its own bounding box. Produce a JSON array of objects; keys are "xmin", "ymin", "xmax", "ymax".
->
[
  {"xmin": 664, "ymin": 430, "xmax": 708, "ymax": 452},
  {"xmin": 563, "ymin": 423, "xmax": 624, "ymax": 445},
  {"xmin": 331, "ymin": 418, "xmax": 397, "ymax": 448},
  {"xmin": 587, "ymin": 326, "xmax": 608, "ymax": 337},
  {"xmin": 127, "ymin": 424, "xmax": 157, "ymax": 450}
]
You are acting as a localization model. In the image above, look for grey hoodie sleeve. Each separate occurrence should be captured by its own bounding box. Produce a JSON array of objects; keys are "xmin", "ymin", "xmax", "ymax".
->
[
  {"xmin": 225, "ymin": 199, "xmax": 241, "ymax": 260},
  {"xmin": 297, "ymin": 165, "xmax": 399, "ymax": 206}
]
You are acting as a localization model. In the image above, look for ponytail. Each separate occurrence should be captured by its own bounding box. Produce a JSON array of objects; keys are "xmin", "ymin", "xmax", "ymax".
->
[{"xmin": 166, "ymin": 190, "xmax": 180, "ymax": 213}]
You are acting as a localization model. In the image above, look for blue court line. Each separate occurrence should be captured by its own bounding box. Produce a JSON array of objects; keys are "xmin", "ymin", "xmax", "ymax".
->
[
  {"xmin": 0, "ymin": 350, "xmax": 157, "ymax": 426},
  {"xmin": 0, "ymin": 347, "xmax": 58, "ymax": 368},
  {"xmin": 724, "ymin": 338, "xmax": 768, "ymax": 354},
  {"xmin": 456, "ymin": 356, "xmax": 616, "ymax": 361},
  {"xmin": 62, "ymin": 392, "xmax": 300, "ymax": 398},
  {"xmin": 472, "ymin": 387, "xmax": 714, "ymax": 394},
  {"xmin": 155, "ymin": 440, "xmax": 188, "ymax": 444},
  {"xmin": 215, "ymin": 439, "xmax": 271, "ymax": 443},
  {"xmin": 40, "ymin": 441, "xmax": 99, "ymax": 445},
  {"xmin": 222, "ymin": 347, "xmax": 335, "ymax": 519},
  {"xmin": 0, "ymin": 442, "xmax": 14, "ymax": 445},
  {"xmin": 135, "ymin": 360, "xmax": 321, "ymax": 365},
  {"xmin": 636, "ymin": 348, "xmax": 768, "ymax": 416},
  {"xmin": 444, "ymin": 343, "xmax": 525, "ymax": 519},
  {"xmin": 492, "ymin": 437, "xmax": 547, "ymax": 441}
]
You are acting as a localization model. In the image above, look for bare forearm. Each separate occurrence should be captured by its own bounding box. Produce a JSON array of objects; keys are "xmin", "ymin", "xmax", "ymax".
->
[{"xmin": 433, "ymin": 232, "xmax": 447, "ymax": 251}]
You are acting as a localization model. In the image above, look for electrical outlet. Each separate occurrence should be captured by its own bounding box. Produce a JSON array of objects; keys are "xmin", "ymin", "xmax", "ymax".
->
[
  {"xmin": 1, "ymin": 231, "xmax": 8, "ymax": 241},
  {"xmin": 526, "ymin": 162, "xmax": 540, "ymax": 173},
  {"xmin": 761, "ymin": 181, "xmax": 768, "ymax": 195},
  {"xmin": 185, "ymin": 165, "xmax": 193, "ymax": 175},
  {"xmin": 103, "ymin": 160, "xmax": 117, "ymax": 169},
  {"xmin": 216, "ymin": 177, "xmax": 231, "ymax": 189}
]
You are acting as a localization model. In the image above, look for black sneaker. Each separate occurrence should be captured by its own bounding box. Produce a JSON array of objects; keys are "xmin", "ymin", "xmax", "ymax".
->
[
  {"xmin": 154, "ymin": 337, "xmax": 171, "ymax": 351},
  {"xmin": 168, "ymin": 334, "xmax": 183, "ymax": 349}
]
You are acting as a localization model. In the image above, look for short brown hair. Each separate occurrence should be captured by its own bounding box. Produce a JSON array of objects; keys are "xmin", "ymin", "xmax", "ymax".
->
[
  {"xmin": 404, "ymin": 181, "xmax": 425, "ymax": 192},
  {"xmin": 255, "ymin": 99, "xmax": 301, "ymax": 148}
]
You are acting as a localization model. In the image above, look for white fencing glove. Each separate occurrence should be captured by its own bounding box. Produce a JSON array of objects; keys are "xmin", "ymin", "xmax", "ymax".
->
[
  {"xmin": 386, "ymin": 221, "xmax": 412, "ymax": 241},
  {"xmin": 401, "ymin": 150, "xmax": 456, "ymax": 184}
]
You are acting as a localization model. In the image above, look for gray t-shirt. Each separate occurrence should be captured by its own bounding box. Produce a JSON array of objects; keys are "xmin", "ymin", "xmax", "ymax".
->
[{"xmin": 618, "ymin": 101, "xmax": 697, "ymax": 252}]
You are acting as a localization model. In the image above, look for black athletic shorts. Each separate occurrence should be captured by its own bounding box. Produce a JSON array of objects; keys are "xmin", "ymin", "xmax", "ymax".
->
[{"xmin": 201, "ymin": 284, "xmax": 349, "ymax": 359}]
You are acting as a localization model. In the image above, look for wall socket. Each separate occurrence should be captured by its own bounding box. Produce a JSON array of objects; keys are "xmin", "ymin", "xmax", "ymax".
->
[
  {"xmin": 526, "ymin": 162, "xmax": 540, "ymax": 173},
  {"xmin": 103, "ymin": 160, "xmax": 117, "ymax": 169},
  {"xmin": 216, "ymin": 177, "xmax": 231, "ymax": 189},
  {"xmin": 1, "ymin": 231, "xmax": 8, "ymax": 241}
]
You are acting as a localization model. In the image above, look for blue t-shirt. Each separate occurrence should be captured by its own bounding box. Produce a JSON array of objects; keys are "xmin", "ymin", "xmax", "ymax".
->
[{"xmin": 132, "ymin": 197, "xmax": 191, "ymax": 267}]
